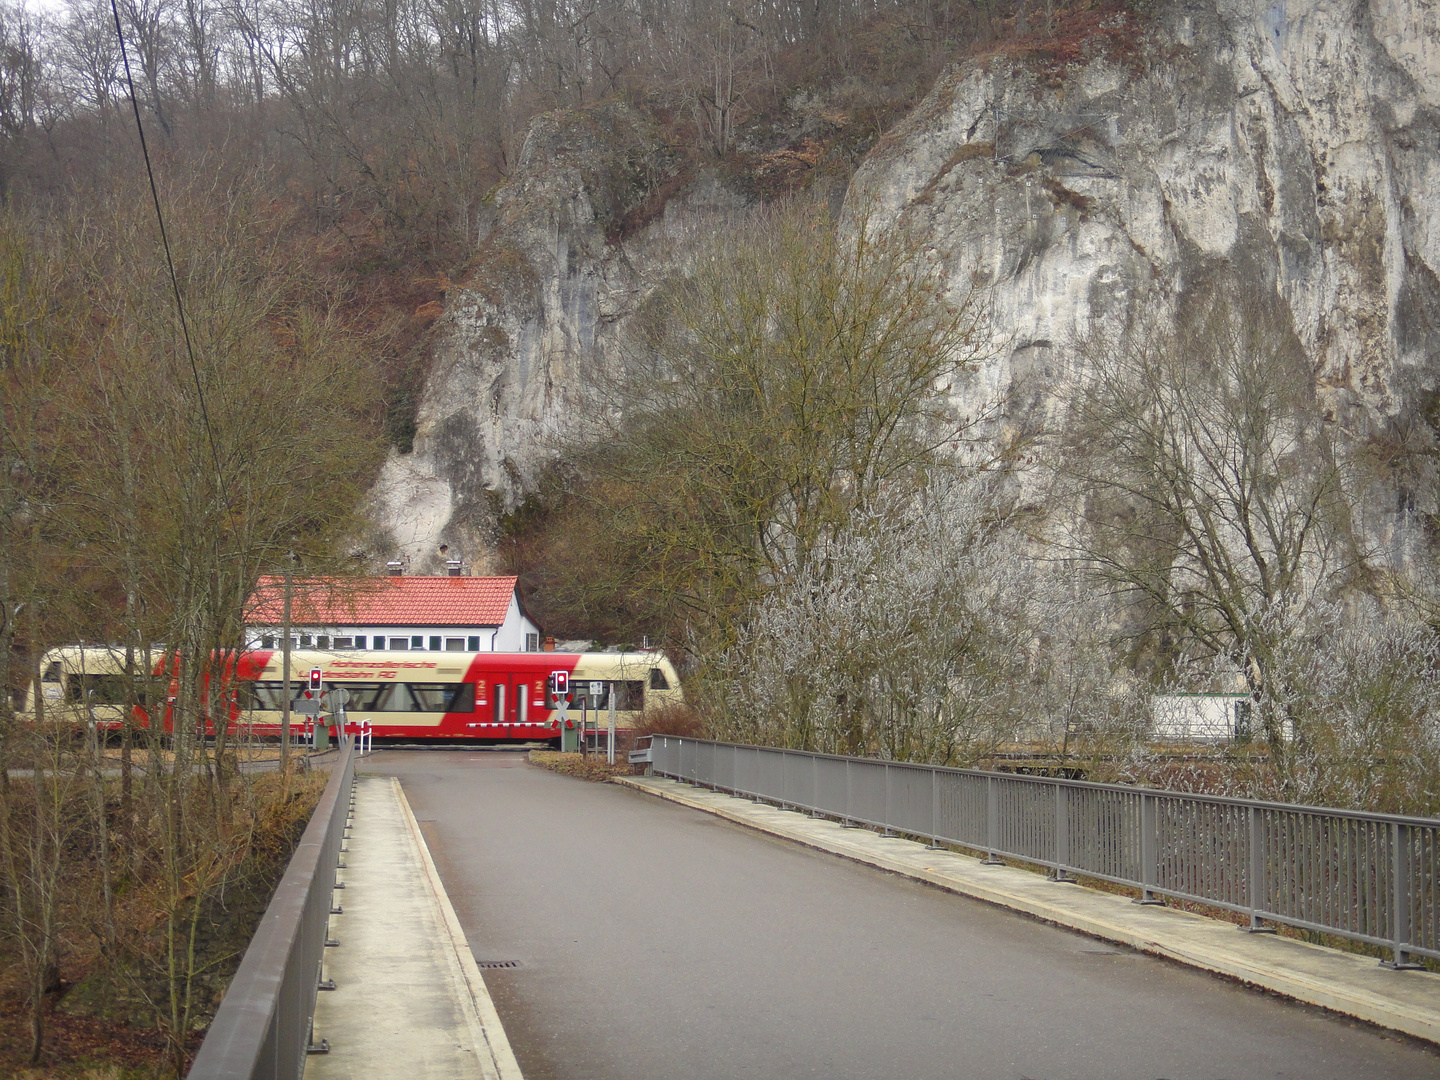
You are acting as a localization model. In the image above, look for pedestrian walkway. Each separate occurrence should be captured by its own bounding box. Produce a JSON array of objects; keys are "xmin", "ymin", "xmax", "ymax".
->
[
  {"xmin": 616, "ymin": 774, "xmax": 1440, "ymax": 1046},
  {"xmin": 304, "ymin": 775, "xmax": 523, "ymax": 1080}
]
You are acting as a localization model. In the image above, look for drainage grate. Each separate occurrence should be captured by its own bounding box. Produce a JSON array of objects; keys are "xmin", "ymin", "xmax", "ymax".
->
[{"xmin": 476, "ymin": 959, "xmax": 521, "ymax": 969}]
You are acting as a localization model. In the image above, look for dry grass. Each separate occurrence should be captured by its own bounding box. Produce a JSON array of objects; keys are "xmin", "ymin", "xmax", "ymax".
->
[{"xmin": 528, "ymin": 751, "xmax": 643, "ymax": 782}]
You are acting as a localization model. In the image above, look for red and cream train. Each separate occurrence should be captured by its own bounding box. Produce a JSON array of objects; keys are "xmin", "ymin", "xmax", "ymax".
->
[{"xmin": 26, "ymin": 645, "xmax": 683, "ymax": 743}]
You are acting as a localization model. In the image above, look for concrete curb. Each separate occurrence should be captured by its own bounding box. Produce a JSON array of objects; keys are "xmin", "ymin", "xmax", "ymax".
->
[
  {"xmin": 615, "ymin": 774, "xmax": 1440, "ymax": 1047},
  {"xmin": 393, "ymin": 778, "xmax": 526, "ymax": 1080}
]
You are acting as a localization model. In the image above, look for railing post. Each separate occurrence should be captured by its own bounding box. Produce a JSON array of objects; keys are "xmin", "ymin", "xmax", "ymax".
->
[
  {"xmin": 1242, "ymin": 805, "xmax": 1275, "ymax": 932},
  {"xmin": 982, "ymin": 775, "xmax": 1003, "ymax": 864},
  {"xmin": 842, "ymin": 758, "xmax": 858, "ymax": 827},
  {"xmin": 1385, "ymin": 821, "xmax": 1423, "ymax": 968},
  {"xmin": 1050, "ymin": 784, "xmax": 1074, "ymax": 882},
  {"xmin": 1132, "ymin": 793, "xmax": 1163, "ymax": 905},
  {"xmin": 927, "ymin": 767, "xmax": 942, "ymax": 849},
  {"xmin": 882, "ymin": 762, "xmax": 893, "ymax": 836}
]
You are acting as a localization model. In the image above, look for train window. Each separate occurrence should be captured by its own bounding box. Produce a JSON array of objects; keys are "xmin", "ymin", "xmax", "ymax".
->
[
  {"xmin": 340, "ymin": 682, "xmax": 475, "ymax": 712},
  {"xmin": 408, "ymin": 683, "xmax": 475, "ymax": 712},
  {"xmin": 248, "ymin": 681, "xmax": 308, "ymax": 710},
  {"xmin": 649, "ymin": 668, "xmax": 670, "ymax": 690},
  {"xmin": 44, "ymin": 661, "xmax": 61, "ymax": 682},
  {"xmin": 445, "ymin": 637, "xmax": 465, "ymax": 651},
  {"xmin": 578, "ymin": 681, "xmax": 609, "ymax": 707},
  {"xmin": 615, "ymin": 681, "xmax": 644, "ymax": 710},
  {"xmin": 67, "ymin": 675, "xmax": 131, "ymax": 705},
  {"xmin": 344, "ymin": 683, "xmax": 388, "ymax": 709}
]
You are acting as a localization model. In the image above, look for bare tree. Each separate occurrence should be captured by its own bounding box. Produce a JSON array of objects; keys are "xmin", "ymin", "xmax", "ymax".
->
[
  {"xmin": 1059, "ymin": 286, "xmax": 1363, "ymax": 789},
  {"xmin": 46, "ymin": 170, "xmax": 384, "ymax": 1072}
]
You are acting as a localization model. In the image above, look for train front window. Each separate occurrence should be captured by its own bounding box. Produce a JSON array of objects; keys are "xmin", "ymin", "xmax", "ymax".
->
[{"xmin": 649, "ymin": 668, "xmax": 670, "ymax": 690}]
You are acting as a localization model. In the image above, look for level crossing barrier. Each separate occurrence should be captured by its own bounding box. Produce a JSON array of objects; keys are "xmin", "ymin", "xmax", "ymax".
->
[
  {"xmin": 649, "ymin": 736, "xmax": 1440, "ymax": 968},
  {"xmin": 189, "ymin": 737, "xmax": 357, "ymax": 1079}
]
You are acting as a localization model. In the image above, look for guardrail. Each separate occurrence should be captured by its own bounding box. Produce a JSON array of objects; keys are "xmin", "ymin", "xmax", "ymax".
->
[
  {"xmin": 650, "ymin": 736, "xmax": 1439, "ymax": 968},
  {"xmin": 188, "ymin": 737, "xmax": 357, "ymax": 1079}
]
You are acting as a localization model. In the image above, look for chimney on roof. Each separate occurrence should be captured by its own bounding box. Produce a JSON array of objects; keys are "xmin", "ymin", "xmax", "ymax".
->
[
  {"xmin": 446, "ymin": 559, "xmax": 463, "ymax": 577},
  {"xmin": 387, "ymin": 560, "xmax": 404, "ymax": 576},
  {"xmin": 543, "ymin": 636, "xmax": 556, "ymax": 652}
]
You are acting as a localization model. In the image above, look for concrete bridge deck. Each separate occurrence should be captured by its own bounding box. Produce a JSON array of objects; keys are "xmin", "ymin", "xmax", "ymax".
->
[{"xmin": 308, "ymin": 750, "xmax": 1440, "ymax": 1080}]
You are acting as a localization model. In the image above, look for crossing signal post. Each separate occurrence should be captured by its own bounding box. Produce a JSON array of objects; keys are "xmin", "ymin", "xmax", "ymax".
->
[
  {"xmin": 307, "ymin": 668, "xmax": 327, "ymax": 751},
  {"xmin": 551, "ymin": 671, "xmax": 576, "ymax": 751}
]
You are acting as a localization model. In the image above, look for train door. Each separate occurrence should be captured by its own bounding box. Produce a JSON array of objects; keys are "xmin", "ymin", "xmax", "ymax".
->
[
  {"xmin": 513, "ymin": 677, "xmax": 550, "ymax": 739},
  {"xmin": 490, "ymin": 679, "xmax": 508, "ymax": 736},
  {"xmin": 486, "ymin": 673, "xmax": 531, "ymax": 737}
]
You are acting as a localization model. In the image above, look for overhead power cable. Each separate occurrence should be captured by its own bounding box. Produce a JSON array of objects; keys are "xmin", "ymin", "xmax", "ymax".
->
[{"xmin": 108, "ymin": 0, "xmax": 223, "ymax": 478}]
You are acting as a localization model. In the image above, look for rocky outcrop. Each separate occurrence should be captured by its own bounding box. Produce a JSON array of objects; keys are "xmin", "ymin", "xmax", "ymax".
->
[
  {"xmin": 374, "ymin": 0, "xmax": 1440, "ymax": 567},
  {"xmin": 848, "ymin": 0, "xmax": 1440, "ymax": 524},
  {"xmin": 371, "ymin": 102, "xmax": 750, "ymax": 570}
]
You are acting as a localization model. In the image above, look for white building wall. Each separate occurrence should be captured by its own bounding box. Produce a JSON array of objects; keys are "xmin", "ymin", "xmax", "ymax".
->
[
  {"xmin": 493, "ymin": 596, "xmax": 539, "ymax": 651},
  {"xmin": 249, "ymin": 610, "xmax": 541, "ymax": 653}
]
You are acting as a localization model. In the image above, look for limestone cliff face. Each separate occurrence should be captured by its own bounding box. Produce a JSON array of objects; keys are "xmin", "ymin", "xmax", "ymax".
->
[
  {"xmin": 849, "ymin": 0, "xmax": 1440, "ymax": 528},
  {"xmin": 371, "ymin": 103, "xmax": 750, "ymax": 570},
  {"xmin": 374, "ymin": 0, "xmax": 1440, "ymax": 567}
]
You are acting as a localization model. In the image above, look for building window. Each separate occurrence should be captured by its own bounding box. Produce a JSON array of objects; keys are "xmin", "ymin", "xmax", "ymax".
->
[
  {"xmin": 411, "ymin": 635, "xmax": 424, "ymax": 649},
  {"xmin": 429, "ymin": 635, "xmax": 442, "ymax": 651},
  {"xmin": 445, "ymin": 637, "xmax": 465, "ymax": 651},
  {"xmin": 317, "ymin": 636, "xmax": 330, "ymax": 650},
  {"xmin": 262, "ymin": 636, "xmax": 276, "ymax": 649},
  {"xmin": 300, "ymin": 634, "xmax": 313, "ymax": 647},
  {"xmin": 389, "ymin": 638, "xmax": 408, "ymax": 650},
  {"xmin": 355, "ymin": 636, "xmax": 366, "ymax": 649},
  {"xmin": 333, "ymin": 637, "xmax": 354, "ymax": 649},
  {"xmin": 468, "ymin": 635, "xmax": 481, "ymax": 651},
  {"xmin": 525, "ymin": 633, "xmax": 539, "ymax": 652}
]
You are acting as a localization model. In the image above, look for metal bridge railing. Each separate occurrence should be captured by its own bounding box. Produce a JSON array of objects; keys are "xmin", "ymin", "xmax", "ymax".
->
[
  {"xmin": 189, "ymin": 737, "xmax": 357, "ymax": 1079},
  {"xmin": 650, "ymin": 736, "xmax": 1439, "ymax": 968}
]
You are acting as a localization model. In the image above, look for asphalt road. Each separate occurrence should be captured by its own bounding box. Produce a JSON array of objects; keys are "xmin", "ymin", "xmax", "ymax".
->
[{"xmin": 371, "ymin": 750, "xmax": 1440, "ymax": 1080}]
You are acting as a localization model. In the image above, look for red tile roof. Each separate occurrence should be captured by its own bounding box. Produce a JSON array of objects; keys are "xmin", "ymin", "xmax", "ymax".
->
[{"xmin": 247, "ymin": 575, "xmax": 519, "ymax": 628}]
